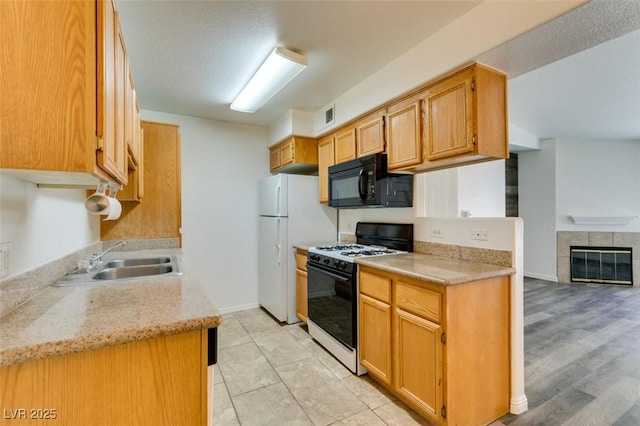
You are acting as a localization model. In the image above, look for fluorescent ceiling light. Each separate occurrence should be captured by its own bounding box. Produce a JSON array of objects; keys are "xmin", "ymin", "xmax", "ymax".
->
[{"xmin": 230, "ymin": 46, "xmax": 308, "ymax": 113}]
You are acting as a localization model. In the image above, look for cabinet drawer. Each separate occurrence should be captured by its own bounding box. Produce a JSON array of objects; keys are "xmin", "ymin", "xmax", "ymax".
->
[
  {"xmin": 295, "ymin": 251, "xmax": 307, "ymax": 271},
  {"xmin": 395, "ymin": 281, "xmax": 441, "ymax": 323},
  {"xmin": 360, "ymin": 270, "xmax": 391, "ymax": 303}
]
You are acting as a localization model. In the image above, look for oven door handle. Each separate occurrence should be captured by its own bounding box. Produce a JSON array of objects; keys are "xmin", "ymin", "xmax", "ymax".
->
[{"xmin": 307, "ymin": 263, "xmax": 352, "ymax": 282}]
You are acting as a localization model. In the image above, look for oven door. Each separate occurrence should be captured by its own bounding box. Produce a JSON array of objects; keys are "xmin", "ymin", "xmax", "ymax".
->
[{"xmin": 307, "ymin": 262, "xmax": 357, "ymax": 349}]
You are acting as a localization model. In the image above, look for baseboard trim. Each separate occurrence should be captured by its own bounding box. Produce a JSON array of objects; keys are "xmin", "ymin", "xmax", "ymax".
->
[
  {"xmin": 510, "ymin": 395, "xmax": 529, "ymax": 414},
  {"xmin": 524, "ymin": 272, "xmax": 558, "ymax": 282},
  {"xmin": 218, "ymin": 303, "xmax": 261, "ymax": 315}
]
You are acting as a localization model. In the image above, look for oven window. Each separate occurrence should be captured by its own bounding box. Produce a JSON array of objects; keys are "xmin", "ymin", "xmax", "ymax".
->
[{"xmin": 307, "ymin": 264, "xmax": 356, "ymax": 349}]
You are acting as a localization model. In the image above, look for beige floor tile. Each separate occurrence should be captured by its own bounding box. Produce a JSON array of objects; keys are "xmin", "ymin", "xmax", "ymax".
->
[
  {"xmin": 237, "ymin": 312, "xmax": 282, "ymax": 335},
  {"xmin": 218, "ymin": 317, "xmax": 252, "ymax": 349},
  {"xmin": 341, "ymin": 374, "xmax": 396, "ymax": 409},
  {"xmin": 211, "ymin": 382, "xmax": 239, "ymax": 426},
  {"xmin": 218, "ymin": 341, "xmax": 281, "ymax": 396},
  {"xmin": 374, "ymin": 400, "xmax": 434, "ymax": 426},
  {"xmin": 284, "ymin": 322, "xmax": 311, "ymax": 340},
  {"xmin": 333, "ymin": 408, "xmax": 387, "ymax": 425},
  {"xmin": 232, "ymin": 382, "xmax": 312, "ymax": 426},
  {"xmin": 252, "ymin": 327, "xmax": 313, "ymax": 367},
  {"xmin": 277, "ymin": 357, "xmax": 367, "ymax": 425},
  {"xmin": 300, "ymin": 338, "xmax": 353, "ymax": 379}
]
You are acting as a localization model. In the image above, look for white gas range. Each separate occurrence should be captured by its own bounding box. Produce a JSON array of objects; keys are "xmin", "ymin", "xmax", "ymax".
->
[
  {"xmin": 308, "ymin": 243, "xmax": 406, "ymax": 263},
  {"xmin": 305, "ymin": 223, "xmax": 413, "ymax": 374}
]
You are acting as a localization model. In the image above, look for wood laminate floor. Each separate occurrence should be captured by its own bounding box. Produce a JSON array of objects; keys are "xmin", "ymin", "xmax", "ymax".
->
[{"xmin": 213, "ymin": 278, "xmax": 640, "ymax": 425}]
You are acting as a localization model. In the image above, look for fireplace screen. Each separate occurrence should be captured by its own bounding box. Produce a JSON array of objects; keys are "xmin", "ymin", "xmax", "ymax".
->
[{"xmin": 570, "ymin": 246, "xmax": 632, "ymax": 285}]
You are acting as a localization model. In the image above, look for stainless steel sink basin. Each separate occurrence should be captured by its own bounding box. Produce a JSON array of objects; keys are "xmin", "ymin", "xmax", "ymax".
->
[
  {"xmin": 92, "ymin": 264, "xmax": 174, "ymax": 280},
  {"xmin": 53, "ymin": 255, "xmax": 181, "ymax": 286},
  {"xmin": 103, "ymin": 257, "xmax": 171, "ymax": 268}
]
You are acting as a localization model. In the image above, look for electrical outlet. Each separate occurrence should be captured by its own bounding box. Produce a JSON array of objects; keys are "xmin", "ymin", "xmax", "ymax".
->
[
  {"xmin": 431, "ymin": 228, "xmax": 444, "ymax": 238},
  {"xmin": 0, "ymin": 242, "xmax": 12, "ymax": 278},
  {"xmin": 471, "ymin": 229, "xmax": 488, "ymax": 241}
]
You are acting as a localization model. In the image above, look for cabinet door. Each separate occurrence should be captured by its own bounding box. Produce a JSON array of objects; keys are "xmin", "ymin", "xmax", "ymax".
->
[
  {"xmin": 385, "ymin": 97, "xmax": 422, "ymax": 170},
  {"xmin": 359, "ymin": 294, "xmax": 392, "ymax": 385},
  {"xmin": 0, "ymin": 1, "xmax": 96, "ymax": 176},
  {"xmin": 334, "ymin": 127, "xmax": 357, "ymax": 164},
  {"xmin": 0, "ymin": 330, "xmax": 206, "ymax": 425},
  {"xmin": 424, "ymin": 68, "xmax": 474, "ymax": 161},
  {"xmin": 280, "ymin": 139, "xmax": 295, "ymax": 166},
  {"xmin": 269, "ymin": 145, "xmax": 281, "ymax": 171},
  {"xmin": 318, "ymin": 135, "xmax": 335, "ymax": 203},
  {"xmin": 394, "ymin": 308, "xmax": 443, "ymax": 421},
  {"xmin": 296, "ymin": 268, "xmax": 308, "ymax": 323},
  {"xmin": 356, "ymin": 112, "xmax": 385, "ymax": 157},
  {"xmin": 96, "ymin": 1, "xmax": 127, "ymax": 184}
]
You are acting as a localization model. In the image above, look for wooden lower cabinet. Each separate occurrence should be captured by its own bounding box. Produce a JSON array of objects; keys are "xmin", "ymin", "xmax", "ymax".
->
[
  {"xmin": 0, "ymin": 330, "xmax": 208, "ymax": 426},
  {"xmin": 359, "ymin": 266, "xmax": 510, "ymax": 425},
  {"xmin": 394, "ymin": 308, "xmax": 443, "ymax": 419},
  {"xmin": 359, "ymin": 293, "xmax": 392, "ymax": 384},
  {"xmin": 295, "ymin": 249, "xmax": 308, "ymax": 323}
]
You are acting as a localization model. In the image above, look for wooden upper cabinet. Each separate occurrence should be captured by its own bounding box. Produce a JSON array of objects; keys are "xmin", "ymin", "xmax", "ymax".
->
[
  {"xmin": 96, "ymin": 0, "xmax": 127, "ymax": 185},
  {"xmin": 318, "ymin": 134, "xmax": 335, "ymax": 203},
  {"xmin": 334, "ymin": 127, "xmax": 357, "ymax": 164},
  {"xmin": 385, "ymin": 94, "xmax": 422, "ymax": 170},
  {"xmin": 269, "ymin": 136, "xmax": 318, "ymax": 174},
  {"xmin": 424, "ymin": 66, "xmax": 474, "ymax": 161},
  {"xmin": 419, "ymin": 63, "xmax": 508, "ymax": 170},
  {"xmin": 356, "ymin": 110, "xmax": 385, "ymax": 157},
  {"xmin": 0, "ymin": 0, "xmax": 134, "ymax": 186}
]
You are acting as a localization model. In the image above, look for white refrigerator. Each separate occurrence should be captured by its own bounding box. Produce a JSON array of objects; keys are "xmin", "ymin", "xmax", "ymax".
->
[{"xmin": 259, "ymin": 174, "xmax": 336, "ymax": 323}]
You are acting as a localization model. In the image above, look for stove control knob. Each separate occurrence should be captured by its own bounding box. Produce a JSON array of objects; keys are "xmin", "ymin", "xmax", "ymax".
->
[
  {"xmin": 309, "ymin": 254, "xmax": 320, "ymax": 262},
  {"xmin": 323, "ymin": 258, "xmax": 330, "ymax": 265}
]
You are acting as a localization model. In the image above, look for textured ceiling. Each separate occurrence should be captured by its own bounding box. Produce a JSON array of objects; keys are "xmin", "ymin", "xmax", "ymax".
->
[
  {"xmin": 477, "ymin": 0, "xmax": 640, "ymax": 141},
  {"xmin": 117, "ymin": 0, "xmax": 640, "ymax": 141},
  {"xmin": 117, "ymin": 0, "xmax": 480, "ymax": 127}
]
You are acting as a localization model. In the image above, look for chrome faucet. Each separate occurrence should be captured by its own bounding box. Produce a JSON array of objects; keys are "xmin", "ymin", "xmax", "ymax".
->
[{"xmin": 87, "ymin": 241, "xmax": 127, "ymax": 270}]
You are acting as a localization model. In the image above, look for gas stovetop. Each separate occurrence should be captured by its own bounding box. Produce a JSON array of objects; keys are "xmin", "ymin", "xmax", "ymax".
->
[{"xmin": 309, "ymin": 243, "xmax": 406, "ymax": 263}]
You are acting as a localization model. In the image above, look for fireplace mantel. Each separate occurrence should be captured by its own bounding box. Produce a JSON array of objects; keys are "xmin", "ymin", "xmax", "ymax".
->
[{"xmin": 567, "ymin": 216, "xmax": 638, "ymax": 226}]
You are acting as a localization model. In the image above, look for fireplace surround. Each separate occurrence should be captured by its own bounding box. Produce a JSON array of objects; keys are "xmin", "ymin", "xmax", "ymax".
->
[{"xmin": 558, "ymin": 232, "xmax": 640, "ymax": 285}]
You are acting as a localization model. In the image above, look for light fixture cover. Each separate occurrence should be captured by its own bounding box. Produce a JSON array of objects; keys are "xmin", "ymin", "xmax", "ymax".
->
[{"xmin": 231, "ymin": 46, "xmax": 308, "ymax": 113}]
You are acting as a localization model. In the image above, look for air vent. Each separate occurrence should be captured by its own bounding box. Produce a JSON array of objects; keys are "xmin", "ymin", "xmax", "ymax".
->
[{"xmin": 317, "ymin": 102, "xmax": 335, "ymax": 130}]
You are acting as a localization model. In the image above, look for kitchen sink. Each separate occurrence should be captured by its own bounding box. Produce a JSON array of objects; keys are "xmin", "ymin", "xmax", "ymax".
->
[
  {"xmin": 53, "ymin": 255, "xmax": 181, "ymax": 286},
  {"xmin": 103, "ymin": 257, "xmax": 171, "ymax": 268},
  {"xmin": 93, "ymin": 264, "xmax": 174, "ymax": 280}
]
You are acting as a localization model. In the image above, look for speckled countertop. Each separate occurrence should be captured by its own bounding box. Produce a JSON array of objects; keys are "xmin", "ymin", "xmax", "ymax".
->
[
  {"xmin": 355, "ymin": 252, "xmax": 515, "ymax": 285},
  {"xmin": 0, "ymin": 249, "xmax": 221, "ymax": 367}
]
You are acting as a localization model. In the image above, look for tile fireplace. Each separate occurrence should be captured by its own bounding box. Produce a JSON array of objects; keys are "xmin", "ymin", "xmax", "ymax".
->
[{"xmin": 558, "ymin": 232, "xmax": 640, "ymax": 285}]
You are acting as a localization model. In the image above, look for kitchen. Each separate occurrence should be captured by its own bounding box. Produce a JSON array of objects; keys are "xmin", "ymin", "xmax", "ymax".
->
[{"xmin": 1, "ymin": 0, "xmax": 640, "ymax": 425}]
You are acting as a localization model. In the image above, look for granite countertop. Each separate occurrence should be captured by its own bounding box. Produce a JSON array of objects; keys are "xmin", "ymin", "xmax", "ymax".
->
[
  {"xmin": 355, "ymin": 252, "xmax": 516, "ymax": 286},
  {"xmin": 0, "ymin": 249, "xmax": 221, "ymax": 367}
]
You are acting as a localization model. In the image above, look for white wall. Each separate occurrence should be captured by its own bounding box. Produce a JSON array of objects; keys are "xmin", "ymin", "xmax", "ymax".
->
[
  {"xmin": 519, "ymin": 139, "xmax": 557, "ymax": 281},
  {"xmin": 0, "ymin": 175, "xmax": 99, "ymax": 278},
  {"xmin": 519, "ymin": 138, "xmax": 640, "ymax": 281},
  {"xmin": 311, "ymin": 1, "xmax": 583, "ymax": 134},
  {"xmin": 337, "ymin": 160, "xmax": 506, "ymax": 236},
  {"xmin": 458, "ymin": 160, "xmax": 506, "ymax": 217},
  {"xmin": 141, "ymin": 110, "xmax": 268, "ymax": 312},
  {"xmin": 556, "ymin": 138, "xmax": 640, "ymax": 232}
]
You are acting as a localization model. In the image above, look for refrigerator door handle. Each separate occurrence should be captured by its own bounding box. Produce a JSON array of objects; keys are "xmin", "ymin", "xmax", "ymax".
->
[
  {"xmin": 275, "ymin": 184, "xmax": 281, "ymax": 216},
  {"xmin": 276, "ymin": 218, "xmax": 281, "ymax": 265}
]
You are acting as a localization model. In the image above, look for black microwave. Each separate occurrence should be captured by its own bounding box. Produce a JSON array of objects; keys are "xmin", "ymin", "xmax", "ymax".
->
[{"xmin": 328, "ymin": 153, "xmax": 413, "ymax": 208}]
